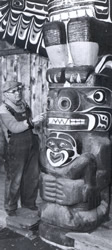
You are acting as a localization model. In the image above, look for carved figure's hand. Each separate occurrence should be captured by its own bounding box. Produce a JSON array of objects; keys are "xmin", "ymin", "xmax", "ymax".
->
[
  {"xmin": 55, "ymin": 178, "xmax": 84, "ymax": 205},
  {"xmin": 40, "ymin": 173, "xmax": 56, "ymax": 202},
  {"xmin": 40, "ymin": 173, "xmax": 85, "ymax": 205}
]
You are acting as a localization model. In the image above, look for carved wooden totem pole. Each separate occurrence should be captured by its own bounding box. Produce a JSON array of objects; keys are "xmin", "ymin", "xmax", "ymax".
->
[{"xmin": 39, "ymin": 0, "xmax": 112, "ymax": 248}]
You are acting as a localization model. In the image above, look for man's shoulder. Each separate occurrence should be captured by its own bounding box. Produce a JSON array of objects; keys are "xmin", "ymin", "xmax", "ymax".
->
[{"xmin": 0, "ymin": 103, "xmax": 8, "ymax": 114}]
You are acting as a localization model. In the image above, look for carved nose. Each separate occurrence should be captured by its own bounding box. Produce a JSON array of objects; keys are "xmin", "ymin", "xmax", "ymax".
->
[{"xmin": 53, "ymin": 147, "xmax": 59, "ymax": 152}]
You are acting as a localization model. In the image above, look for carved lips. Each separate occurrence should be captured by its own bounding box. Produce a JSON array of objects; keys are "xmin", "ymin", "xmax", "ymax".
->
[{"xmin": 47, "ymin": 148, "xmax": 69, "ymax": 167}]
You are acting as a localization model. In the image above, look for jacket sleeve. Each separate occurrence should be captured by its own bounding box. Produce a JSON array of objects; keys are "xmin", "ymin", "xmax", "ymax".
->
[{"xmin": 0, "ymin": 104, "xmax": 29, "ymax": 133}]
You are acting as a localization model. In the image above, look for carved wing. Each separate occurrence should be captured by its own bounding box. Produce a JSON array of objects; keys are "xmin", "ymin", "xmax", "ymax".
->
[{"xmin": 0, "ymin": 0, "xmax": 48, "ymax": 54}]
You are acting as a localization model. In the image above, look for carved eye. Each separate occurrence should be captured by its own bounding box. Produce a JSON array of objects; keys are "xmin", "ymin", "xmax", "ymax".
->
[
  {"xmin": 15, "ymin": 1, "xmax": 22, "ymax": 6},
  {"xmin": 58, "ymin": 97, "xmax": 71, "ymax": 111},
  {"xmin": 94, "ymin": 90, "xmax": 105, "ymax": 103},
  {"xmin": 12, "ymin": 0, "xmax": 24, "ymax": 9},
  {"xmin": 60, "ymin": 142, "xmax": 66, "ymax": 148},
  {"xmin": 47, "ymin": 141, "xmax": 55, "ymax": 147}
]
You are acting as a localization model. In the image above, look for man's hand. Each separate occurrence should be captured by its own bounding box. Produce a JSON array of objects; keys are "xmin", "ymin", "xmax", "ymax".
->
[{"xmin": 32, "ymin": 113, "xmax": 46, "ymax": 124}]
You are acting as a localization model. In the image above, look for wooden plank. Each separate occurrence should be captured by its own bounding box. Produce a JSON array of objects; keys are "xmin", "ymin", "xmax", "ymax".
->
[
  {"xmin": 30, "ymin": 55, "xmax": 48, "ymax": 118},
  {"xmin": 6, "ymin": 55, "xmax": 18, "ymax": 82},
  {"xmin": 30, "ymin": 53, "xmax": 37, "ymax": 117},
  {"xmin": 7, "ymin": 225, "xmax": 35, "ymax": 240},
  {"xmin": 18, "ymin": 54, "xmax": 31, "ymax": 105},
  {"xmin": 92, "ymin": 225, "xmax": 112, "ymax": 241},
  {"xmin": 66, "ymin": 232, "xmax": 112, "ymax": 250},
  {"xmin": 30, "ymin": 55, "xmax": 48, "ymax": 145},
  {"xmin": 1, "ymin": 56, "xmax": 7, "ymax": 86},
  {"xmin": 40, "ymin": 57, "xmax": 48, "ymax": 146},
  {"xmin": 16, "ymin": 55, "xmax": 21, "ymax": 83},
  {"xmin": 41, "ymin": 57, "xmax": 48, "ymax": 114},
  {"xmin": 75, "ymin": 240, "xmax": 98, "ymax": 250}
]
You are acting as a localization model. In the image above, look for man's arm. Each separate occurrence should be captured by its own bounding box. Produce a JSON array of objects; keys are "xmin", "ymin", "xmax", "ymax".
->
[{"xmin": 0, "ymin": 104, "xmax": 29, "ymax": 133}]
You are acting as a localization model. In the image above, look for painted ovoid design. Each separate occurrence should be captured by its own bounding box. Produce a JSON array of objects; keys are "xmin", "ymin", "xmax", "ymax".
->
[{"xmin": 0, "ymin": 0, "xmax": 48, "ymax": 53}]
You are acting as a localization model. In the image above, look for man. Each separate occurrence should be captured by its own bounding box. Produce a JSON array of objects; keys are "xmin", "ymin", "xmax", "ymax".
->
[{"xmin": 0, "ymin": 81, "xmax": 44, "ymax": 216}]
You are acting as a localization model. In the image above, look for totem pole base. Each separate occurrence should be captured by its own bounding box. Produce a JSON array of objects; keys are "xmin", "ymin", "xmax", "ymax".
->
[{"xmin": 39, "ymin": 222, "xmax": 74, "ymax": 249}]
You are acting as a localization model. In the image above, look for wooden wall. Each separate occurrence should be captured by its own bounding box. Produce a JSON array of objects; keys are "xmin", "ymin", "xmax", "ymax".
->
[
  {"xmin": 0, "ymin": 41, "xmax": 48, "ymax": 166},
  {"xmin": 0, "ymin": 53, "xmax": 48, "ymax": 116}
]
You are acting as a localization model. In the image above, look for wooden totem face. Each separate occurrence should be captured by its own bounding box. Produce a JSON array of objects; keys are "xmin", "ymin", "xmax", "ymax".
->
[
  {"xmin": 39, "ymin": 0, "xmax": 112, "ymax": 247},
  {"xmin": 47, "ymin": 87, "xmax": 112, "ymax": 132}
]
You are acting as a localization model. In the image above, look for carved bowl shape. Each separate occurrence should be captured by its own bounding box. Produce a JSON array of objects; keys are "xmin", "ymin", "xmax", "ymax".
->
[
  {"xmin": 43, "ymin": 21, "xmax": 68, "ymax": 67},
  {"xmin": 68, "ymin": 17, "xmax": 99, "ymax": 66},
  {"xmin": 68, "ymin": 41, "xmax": 99, "ymax": 67}
]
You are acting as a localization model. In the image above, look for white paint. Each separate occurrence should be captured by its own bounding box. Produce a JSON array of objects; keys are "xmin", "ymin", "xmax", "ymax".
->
[
  {"xmin": 85, "ymin": 114, "xmax": 96, "ymax": 131},
  {"xmin": 40, "ymin": 236, "xmax": 74, "ymax": 250},
  {"xmin": 47, "ymin": 148, "xmax": 69, "ymax": 167}
]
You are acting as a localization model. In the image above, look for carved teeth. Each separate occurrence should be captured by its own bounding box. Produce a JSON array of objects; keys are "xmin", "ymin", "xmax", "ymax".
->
[
  {"xmin": 48, "ymin": 118, "xmax": 85, "ymax": 125},
  {"xmin": 50, "ymin": 8, "xmax": 94, "ymax": 21}
]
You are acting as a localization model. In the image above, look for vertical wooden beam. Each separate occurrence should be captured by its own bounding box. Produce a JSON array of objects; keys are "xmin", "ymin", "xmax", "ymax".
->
[
  {"xmin": 18, "ymin": 54, "xmax": 31, "ymax": 106},
  {"xmin": 30, "ymin": 53, "xmax": 37, "ymax": 117},
  {"xmin": 31, "ymin": 55, "xmax": 48, "ymax": 118},
  {"xmin": 41, "ymin": 57, "xmax": 49, "ymax": 114},
  {"xmin": 1, "ymin": 56, "xmax": 7, "ymax": 101},
  {"xmin": 6, "ymin": 55, "xmax": 18, "ymax": 82}
]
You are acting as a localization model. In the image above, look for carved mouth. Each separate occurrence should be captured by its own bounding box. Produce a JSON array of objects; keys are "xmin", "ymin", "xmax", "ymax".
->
[
  {"xmin": 48, "ymin": 114, "xmax": 95, "ymax": 131},
  {"xmin": 47, "ymin": 149, "xmax": 69, "ymax": 167},
  {"xmin": 47, "ymin": 112, "xmax": 110, "ymax": 131},
  {"xmin": 50, "ymin": 7, "xmax": 94, "ymax": 20},
  {"xmin": 49, "ymin": 1, "xmax": 108, "ymax": 21},
  {"xmin": 48, "ymin": 117, "xmax": 85, "ymax": 125},
  {"xmin": 50, "ymin": 152, "xmax": 63, "ymax": 162}
]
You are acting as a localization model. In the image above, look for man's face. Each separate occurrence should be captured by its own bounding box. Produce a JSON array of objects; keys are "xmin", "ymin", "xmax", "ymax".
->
[{"xmin": 4, "ymin": 86, "xmax": 22, "ymax": 105}]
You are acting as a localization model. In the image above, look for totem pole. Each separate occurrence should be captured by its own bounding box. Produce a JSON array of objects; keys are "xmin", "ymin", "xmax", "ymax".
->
[{"xmin": 39, "ymin": 0, "xmax": 112, "ymax": 248}]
